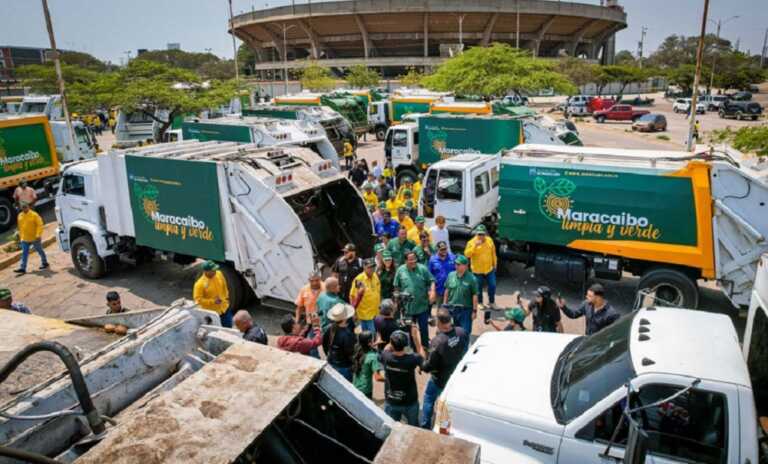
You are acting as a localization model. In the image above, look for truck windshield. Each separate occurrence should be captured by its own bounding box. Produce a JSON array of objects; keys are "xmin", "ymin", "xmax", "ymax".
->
[{"xmin": 552, "ymin": 312, "xmax": 636, "ymax": 423}]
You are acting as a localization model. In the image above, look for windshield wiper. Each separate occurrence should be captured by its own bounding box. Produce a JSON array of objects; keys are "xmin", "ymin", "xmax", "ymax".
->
[{"xmin": 552, "ymin": 337, "xmax": 583, "ymax": 416}]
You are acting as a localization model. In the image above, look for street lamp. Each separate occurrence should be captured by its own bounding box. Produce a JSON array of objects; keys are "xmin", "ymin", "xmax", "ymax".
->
[
  {"xmin": 281, "ymin": 23, "xmax": 297, "ymax": 95},
  {"xmin": 454, "ymin": 14, "xmax": 466, "ymax": 53},
  {"xmin": 707, "ymin": 15, "xmax": 739, "ymax": 93}
]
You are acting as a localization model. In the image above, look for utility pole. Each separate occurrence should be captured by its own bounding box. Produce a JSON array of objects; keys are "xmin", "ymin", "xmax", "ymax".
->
[
  {"xmin": 281, "ymin": 23, "xmax": 296, "ymax": 95},
  {"xmin": 687, "ymin": 0, "xmax": 709, "ymax": 152},
  {"xmin": 123, "ymin": 50, "xmax": 132, "ymax": 65},
  {"xmin": 228, "ymin": 0, "xmax": 240, "ymax": 87},
  {"xmin": 761, "ymin": 27, "xmax": 768, "ymax": 68},
  {"xmin": 40, "ymin": 0, "xmax": 76, "ymax": 150},
  {"xmin": 637, "ymin": 26, "xmax": 647, "ymax": 68},
  {"xmin": 708, "ymin": 16, "xmax": 739, "ymax": 94},
  {"xmin": 456, "ymin": 14, "xmax": 466, "ymax": 52},
  {"xmin": 516, "ymin": 0, "xmax": 520, "ymax": 49}
]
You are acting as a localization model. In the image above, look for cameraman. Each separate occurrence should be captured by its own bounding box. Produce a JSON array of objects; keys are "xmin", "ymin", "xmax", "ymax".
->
[{"xmin": 374, "ymin": 299, "xmax": 399, "ymax": 346}]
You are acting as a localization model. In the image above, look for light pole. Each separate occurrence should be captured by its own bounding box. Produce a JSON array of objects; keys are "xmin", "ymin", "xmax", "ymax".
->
[
  {"xmin": 707, "ymin": 15, "xmax": 739, "ymax": 93},
  {"xmin": 455, "ymin": 14, "xmax": 466, "ymax": 53},
  {"xmin": 281, "ymin": 23, "xmax": 297, "ymax": 95},
  {"xmin": 687, "ymin": 0, "xmax": 710, "ymax": 152},
  {"xmin": 123, "ymin": 50, "xmax": 132, "ymax": 65},
  {"xmin": 227, "ymin": 0, "xmax": 240, "ymax": 88},
  {"xmin": 516, "ymin": 0, "xmax": 520, "ymax": 49}
]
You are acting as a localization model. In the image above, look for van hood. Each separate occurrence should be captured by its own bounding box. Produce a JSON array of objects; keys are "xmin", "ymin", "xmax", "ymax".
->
[{"xmin": 442, "ymin": 331, "xmax": 577, "ymax": 434}]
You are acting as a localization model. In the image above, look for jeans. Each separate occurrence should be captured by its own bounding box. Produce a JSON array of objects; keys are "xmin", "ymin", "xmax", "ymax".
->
[
  {"xmin": 475, "ymin": 270, "xmax": 497, "ymax": 305},
  {"xmin": 450, "ymin": 306, "xmax": 474, "ymax": 338},
  {"xmin": 332, "ymin": 364, "xmax": 353, "ymax": 382},
  {"xmin": 359, "ymin": 319, "xmax": 376, "ymax": 335},
  {"xmin": 219, "ymin": 309, "xmax": 233, "ymax": 328},
  {"xmin": 411, "ymin": 311, "xmax": 430, "ymax": 348},
  {"xmin": 420, "ymin": 378, "xmax": 443, "ymax": 429},
  {"xmin": 385, "ymin": 401, "xmax": 419, "ymax": 426},
  {"xmin": 19, "ymin": 240, "xmax": 48, "ymax": 271}
]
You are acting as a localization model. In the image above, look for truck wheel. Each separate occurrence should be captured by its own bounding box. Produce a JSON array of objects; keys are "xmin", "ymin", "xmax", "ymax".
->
[
  {"xmin": 71, "ymin": 235, "xmax": 106, "ymax": 279},
  {"xmin": 396, "ymin": 168, "xmax": 418, "ymax": 188},
  {"xmin": 219, "ymin": 264, "xmax": 245, "ymax": 311},
  {"xmin": 0, "ymin": 197, "xmax": 15, "ymax": 232},
  {"xmin": 375, "ymin": 126, "xmax": 387, "ymax": 141},
  {"xmin": 636, "ymin": 268, "xmax": 699, "ymax": 308}
]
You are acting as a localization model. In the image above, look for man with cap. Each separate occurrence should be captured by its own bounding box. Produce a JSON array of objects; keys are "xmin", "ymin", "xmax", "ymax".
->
[
  {"xmin": 464, "ymin": 224, "xmax": 497, "ymax": 309},
  {"xmin": 316, "ymin": 276, "xmax": 345, "ymax": 330},
  {"xmin": 386, "ymin": 226, "xmax": 416, "ymax": 267},
  {"xmin": 14, "ymin": 202, "xmax": 49, "ymax": 274},
  {"xmin": 414, "ymin": 230, "xmax": 436, "ymax": 265},
  {"xmin": 394, "ymin": 251, "xmax": 436, "ymax": 348},
  {"xmin": 558, "ymin": 283, "xmax": 620, "ymax": 335},
  {"xmin": 489, "ymin": 305, "xmax": 529, "ymax": 331},
  {"xmin": 420, "ymin": 307, "xmax": 468, "ymax": 429},
  {"xmin": 374, "ymin": 208, "xmax": 400, "ymax": 239},
  {"xmin": 13, "ymin": 179, "xmax": 37, "ymax": 207},
  {"xmin": 396, "ymin": 177, "xmax": 415, "ymax": 204},
  {"xmin": 322, "ymin": 303, "xmax": 357, "ymax": 381},
  {"xmin": 377, "ymin": 250, "xmax": 397, "ymax": 300},
  {"xmin": 428, "ymin": 242, "xmax": 455, "ymax": 306},
  {"xmin": 527, "ymin": 286, "xmax": 563, "ymax": 333},
  {"xmin": 407, "ymin": 216, "xmax": 433, "ymax": 246},
  {"xmin": 379, "ymin": 325, "xmax": 426, "ymax": 425},
  {"xmin": 362, "ymin": 183, "xmax": 378, "ymax": 209},
  {"xmin": 0, "ymin": 288, "xmax": 31, "ymax": 314},
  {"xmin": 349, "ymin": 258, "xmax": 381, "ymax": 334},
  {"xmin": 332, "ymin": 243, "xmax": 364, "ymax": 303},
  {"xmin": 193, "ymin": 261, "xmax": 232, "ymax": 327},
  {"xmin": 443, "ymin": 254, "xmax": 478, "ymax": 336},
  {"xmin": 385, "ymin": 190, "xmax": 400, "ymax": 217},
  {"xmin": 396, "ymin": 207, "xmax": 415, "ymax": 232}
]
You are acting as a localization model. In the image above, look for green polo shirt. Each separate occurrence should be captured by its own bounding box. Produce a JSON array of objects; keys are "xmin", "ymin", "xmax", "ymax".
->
[
  {"xmin": 316, "ymin": 291, "xmax": 344, "ymax": 330},
  {"xmin": 386, "ymin": 238, "xmax": 416, "ymax": 267},
  {"xmin": 444, "ymin": 270, "xmax": 478, "ymax": 308},
  {"xmin": 393, "ymin": 263, "xmax": 434, "ymax": 316},
  {"xmin": 414, "ymin": 244, "xmax": 436, "ymax": 265}
]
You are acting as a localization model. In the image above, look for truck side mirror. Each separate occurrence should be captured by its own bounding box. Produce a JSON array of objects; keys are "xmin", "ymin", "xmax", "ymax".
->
[{"xmin": 624, "ymin": 417, "xmax": 649, "ymax": 464}]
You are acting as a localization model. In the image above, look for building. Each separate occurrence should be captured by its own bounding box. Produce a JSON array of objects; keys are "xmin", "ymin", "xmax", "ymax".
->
[
  {"xmin": 167, "ymin": 43, "xmax": 181, "ymax": 51},
  {"xmin": 230, "ymin": 0, "xmax": 627, "ymax": 78},
  {"xmin": 0, "ymin": 45, "xmax": 56, "ymax": 80}
]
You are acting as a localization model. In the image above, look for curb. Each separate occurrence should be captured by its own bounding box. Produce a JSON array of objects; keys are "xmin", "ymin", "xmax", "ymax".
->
[{"xmin": 0, "ymin": 235, "xmax": 58, "ymax": 272}]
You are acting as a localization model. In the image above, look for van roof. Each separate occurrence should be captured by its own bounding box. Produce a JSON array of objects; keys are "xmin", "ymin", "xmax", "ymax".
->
[{"xmin": 430, "ymin": 154, "xmax": 498, "ymax": 169}]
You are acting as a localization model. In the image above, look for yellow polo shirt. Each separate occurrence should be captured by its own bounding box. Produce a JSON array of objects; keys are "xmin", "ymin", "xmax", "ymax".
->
[
  {"xmin": 407, "ymin": 226, "xmax": 432, "ymax": 245},
  {"xmin": 363, "ymin": 191, "xmax": 378, "ymax": 208},
  {"xmin": 349, "ymin": 271, "xmax": 381, "ymax": 321},
  {"xmin": 464, "ymin": 235, "xmax": 497, "ymax": 275},
  {"xmin": 193, "ymin": 270, "xmax": 230, "ymax": 315},
  {"xmin": 17, "ymin": 210, "xmax": 44, "ymax": 242}
]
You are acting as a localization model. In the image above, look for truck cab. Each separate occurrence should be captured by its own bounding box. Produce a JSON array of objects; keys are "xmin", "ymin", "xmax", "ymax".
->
[
  {"xmin": 436, "ymin": 307, "xmax": 759, "ymax": 464},
  {"xmin": 50, "ymin": 120, "xmax": 97, "ymax": 162},
  {"xmin": 384, "ymin": 121, "xmax": 420, "ymax": 184},
  {"xmin": 370, "ymin": 100, "xmax": 390, "ymax": 141}
]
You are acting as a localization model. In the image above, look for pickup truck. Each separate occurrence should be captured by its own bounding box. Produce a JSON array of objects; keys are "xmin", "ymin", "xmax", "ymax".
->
[
  {"xmin": 435, "ymin": 301, "xmax": 768, "ymax": 463},
  {"xmin": 593, "ymin": 105, "xmax": 649, "ymax": 123},
  {"xmin": 719, "ymin": 100, "xmax": 763, "ymax": 121}
]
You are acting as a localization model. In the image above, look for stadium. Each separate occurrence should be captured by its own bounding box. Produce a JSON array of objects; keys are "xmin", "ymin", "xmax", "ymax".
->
[{"xmin": 230, "ymin": 0, "xmax": 627, "ymax": 78}]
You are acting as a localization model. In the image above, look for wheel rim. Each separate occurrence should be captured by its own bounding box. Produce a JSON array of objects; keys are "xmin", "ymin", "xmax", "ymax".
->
[
  {"xmin": 0, "ymin": 205, "xmax": 10, "ymax": 226},
  {"xmin": 377, "ymin": 129, "xmax": 386, "ymax": 140},
  {"xmin": 75, "ymin": 246, "xmax": 94, "ymax": 273},
  {"xmin": 643, "ymin": 283, "xmax": 685, "ymax": 307}
]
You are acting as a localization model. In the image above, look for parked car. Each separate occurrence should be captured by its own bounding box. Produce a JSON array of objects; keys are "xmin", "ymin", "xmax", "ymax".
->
[
  {"xmin": 632, "ymin": 113, "xmax": 667, "ymax": 132},
  {"xmin": 719, "ymin": 100, "xmax": 763, "ymax": 120},
  {"xmin": 700, "ymin": 94, "xmax": 729, "ymax": 111},
  {"xmin": 673, "ymin": 98, "xmax": 706, "ymax": 114},
  {"xmin": 593, "ymin": 104, "xmax": 650, "ymax": 123},
  {"xmin": 732, "ymin": 91, "xmax": 753, "ymax": 101}
]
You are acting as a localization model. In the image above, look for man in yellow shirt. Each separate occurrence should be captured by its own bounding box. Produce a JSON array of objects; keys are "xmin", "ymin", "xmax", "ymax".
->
[
  {"xmin": 397, "ymin": 207, "xmax": 415, "ymax": 231},
  {"xmin": 14, "ymin": 203, "xmax": 49, "ymax": 274},
  {"xmin": 463, "ymin": 224, "xmax": 497, "ymax": 309},
  {"xmin": 362, "ymin": 183, "xmax": 378, "ymax": 209},
  {"xmin": 407, "ymin": 216, "xmax": 433, "ymax": 245},
  {"xmin": 396, "ymin": 179, "xmax": 413, "ymax": 204},
  {"xmin": 193, "ymin": 260, "xmax": 232, "ymax": 327},
  {"xmin": 385, "ymin": 190, "xmax": 400, "ymax": 217},
  {"xmin": 412, "ymin": 174, "xmax": 423, "ymax": 203},
  {"xmin": 349, "ymin": 259, "xmax": 381, "ymax": 334},
  {"xmin": 343, "ymin": 140, "xmax": 355, "ymax": 170}
]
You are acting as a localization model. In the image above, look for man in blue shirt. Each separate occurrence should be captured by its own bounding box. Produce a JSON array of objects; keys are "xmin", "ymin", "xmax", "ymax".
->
[
  {"xmin": 428, "ymin": 241, "xmax": 455, "ymax": 303},
  {"xmin": 374, "ymin": 209, "xmax": 400, "ymax": 238}
]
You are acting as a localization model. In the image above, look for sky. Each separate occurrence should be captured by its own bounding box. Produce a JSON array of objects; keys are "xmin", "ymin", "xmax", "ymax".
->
[{"xmin": 1, "ymin": 0, "xmax": 767, "ymax": 64}]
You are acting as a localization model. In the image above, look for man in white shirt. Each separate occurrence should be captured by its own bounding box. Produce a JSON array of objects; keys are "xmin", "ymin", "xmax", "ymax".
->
[{"xmin": 430, "ymin": 215, "xmax": 450, "ymax": 249}]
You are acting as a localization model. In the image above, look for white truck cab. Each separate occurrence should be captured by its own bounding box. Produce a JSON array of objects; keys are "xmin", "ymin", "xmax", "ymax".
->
[
  {"xmin": 370, "ymin": 100, "xmax": 390, "ymax": 141},
  {"xmin": 436, "ymin": 307, "xmax": 760, "ymax": 464},
  {"xmin": 384, "ymin": 121, "xmax": 420, "ymax": 184}
]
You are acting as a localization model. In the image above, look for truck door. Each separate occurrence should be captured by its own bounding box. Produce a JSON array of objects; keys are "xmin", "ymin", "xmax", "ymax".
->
[
  {"xmin": 58, "ymin": 172, "xmax": 100, "ymax": 233},
  {"xmin": 467, "ymin": 162, "xmax": 500, "ymax": 228},
  {"xmin": 421, "ymin": 168, "xmax": 438, "ymax": 219},
  {"xmin": 433, "ymin": 169, "xmax": 466, "ymax": 229},
  {"xmin": 390, "ymin": 127, "xmax": 411, "ymax": 169}
]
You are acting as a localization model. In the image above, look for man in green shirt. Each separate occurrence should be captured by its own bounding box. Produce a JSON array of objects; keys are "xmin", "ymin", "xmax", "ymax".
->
[
  {"xmin": 394, "ymin": 251, "xmax": 436, "ymax": 348},
  {"xmin": 387, "ymin": 225, "xmax": 416, "ymax": 267},
  {"xmin": 316, "ymin": 277, "xmax": 345, "ymax": 330},
  {"xmin": 443, "ymin": 254, "xmax": 479, "ymax": 337}
]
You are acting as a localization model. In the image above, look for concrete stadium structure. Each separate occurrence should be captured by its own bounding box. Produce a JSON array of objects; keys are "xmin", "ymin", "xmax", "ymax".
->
[{"xmin": 230, "ymin": 0, "xmax": 627, "ymax": 77}]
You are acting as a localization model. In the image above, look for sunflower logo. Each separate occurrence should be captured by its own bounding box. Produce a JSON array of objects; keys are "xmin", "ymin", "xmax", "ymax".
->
[
  {"xmin": 533, "ymin": 177, "xmax": 576, "ymax": 223},
  {"xmin": 132, "ymin": 183, "xmax": 160, "ymax": 221}
]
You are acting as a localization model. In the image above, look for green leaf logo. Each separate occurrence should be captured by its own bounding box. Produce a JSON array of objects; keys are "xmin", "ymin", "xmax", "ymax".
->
[
  {"xmin": 549, "ymin": 178, "xmax": 577, "ymax": 197},
  {"xmin": 533, "ymin": 177, "xmax": 547, "ymax": 194},
  {"xmin": 534, "ymin": 176, "xmax": 576, "ymax": 223}
]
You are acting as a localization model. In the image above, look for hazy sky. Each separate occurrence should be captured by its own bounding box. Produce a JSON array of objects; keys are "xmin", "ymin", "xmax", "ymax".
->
[{"xmin": 2, "ymin": 0, "xmax": 766, "ymax": 64}]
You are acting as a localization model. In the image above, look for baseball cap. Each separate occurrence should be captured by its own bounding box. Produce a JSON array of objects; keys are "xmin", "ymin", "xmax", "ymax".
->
[
  {"xmin": 415, "ymin": 216, "xmax": 425, "ymax": 224},
  {"xmin": 343, "ymin": 243, "xmax": 356, "ymax": 252},
  {"xmin": 505, "ymin": 307, "xmax": 526, "ymax": 324},
  {"xmin": 382, "ymin": 250, "xmax": 393, "ymax": 261},
  {"xmin": 374, "ymin": 243, "xmax": 384, "ymax": 253},
  {"xmin": 474, "ymin": 224, "xmax": 488, "ymax": 235},
  {"xmin": 202, "ymin": 260, "xmax": 219, "ymax": 271},
  {"xmin": 378, "ymin": 201, "xmax": 387, "ymax": 209},
  {"xmin": 455, "ymin": 254, "xmax": 469, "ymax": 265},
  {"xmin": 364, "ymin": 258, "xmax": 376, "ymax": 267}
]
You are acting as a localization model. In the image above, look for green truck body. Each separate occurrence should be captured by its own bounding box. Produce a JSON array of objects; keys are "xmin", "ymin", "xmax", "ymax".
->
[
  {"xmin": 242, "ymin": 107, "xmax": 300, "ymax": 120},
  {"xmin": 497, "ymin": 162, "xmax": 698, "ymax": 248},
  {"xmin": 417, "ymin": 115, "xmax": 523, "ymax": 166},
  {"xmin": 181, "ymin": 121, "xmax": 253, "ymax": 143},
  {"xmin": 391, "ymin": 100, "xmax": 432, "ymax": 122}
]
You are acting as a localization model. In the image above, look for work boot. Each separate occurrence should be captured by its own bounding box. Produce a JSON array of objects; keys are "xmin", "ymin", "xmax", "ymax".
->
[
  {"xmin": 39, "ymin": 263, "xmax": 50, "ymax": 270},
  {"xmin": 13, "ymin": 268, "xmax": 25, "ymax": 274}
]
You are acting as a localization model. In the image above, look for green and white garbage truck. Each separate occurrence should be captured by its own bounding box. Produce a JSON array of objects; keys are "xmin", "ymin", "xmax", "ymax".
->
[
  {"xmin": 179, "ymin": 116, "xmax": 340, "ymax": 168},
  {"xmin": 274, "ymin": 92, "xmax": 369, "ymax": 138},
  {"xmin": 55, "ymin": 141, "xmax": 375, "ymax": 310},
  {"xmin": 420, "ymin": 143, "xmax": 768, "ymax": 308},
  {"xmin": 242, "ymin": 104, "xmax": 355, "ymax": 158}
]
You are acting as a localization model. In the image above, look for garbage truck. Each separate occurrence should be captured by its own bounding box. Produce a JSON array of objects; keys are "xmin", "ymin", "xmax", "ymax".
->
[
  {"xmin": 274, "ymin": 92, "xmax": 369, "ymax": 138},
  {"xmin": 179, "ymin": 116, "xmax": 340, "ymax": 167},
  {"xmin": 55, "ymin": 141, "xmax": 375, "ymax": 310},
  {"xmin": 0, "ymin": 300, "xmax": 480, "ymax": 463},
  {"xmin": 242, "ymin": 104, "xmax": 355, "ymax": 158},
  {"xmin": 420, "ymin": 143, "xmax": 768, "ymax": 308}
]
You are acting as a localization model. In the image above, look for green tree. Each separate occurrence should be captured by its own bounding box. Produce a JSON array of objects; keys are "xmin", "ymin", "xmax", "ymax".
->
[
  {"xmin": 237, "ymin": 44, "xmax": 257, "ymax": 76},
  {"xmin": 345, "ymin": 65, "xmax": 381, "ymax": 88},
  {"xmin": 601, "ymin": 65, "xmax": 651, "ymax": 100},
  {"xmin": 198, "ymin": 60, "xmax": 236, "ymax": 80},
  {"xmin": 709, "ymin": 126, "xmax": 768, "ymax": 157},
  {"xmin": 665, "ymin": 64, "xmax": 707, "ymax": 93},
  {"xmin": 137, "ymin": 49, "xmax": 219, "ymax": 71},
  {"xmin": 16, "ymin": 63, "xmax": 101, "ymax": 95},
  {"xmin": 614, "ymin": 50, "xmax": 637, "ymax": 66},
  {"xmin": 398, "ymin": 68, "xmax": 426, "ymax": 87},
  {"xmin": 60, "ymin": 51, "xmax": 109, "ymax": 71},
  {"xmin": 300, "ymin": 63, "xmax": 336, "ymax": 91},
  {"xmin": 556, "ymin": 58, "xmax": 597, "ymax": 91},
  {"xmin": 422, "ymin": 43, "xmax": 576, "ymax": 97}
]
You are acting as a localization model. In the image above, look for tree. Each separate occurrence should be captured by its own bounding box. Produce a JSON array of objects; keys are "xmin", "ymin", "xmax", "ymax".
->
[
  {"xmin": 709, "ymin": 126, "xmax": 768, "ymax": 157},
  {"xmin": 16, "ymin": 63, "xmax": 101, "ymax": 95},
  {"xmin": 600, "ymin": 65, "xmax": 651, "ymax": 100},
  {"xmin": 422, "ymin": 43, "xmax": 576, "ymax": 97},
  {"xmin": 137, "ymin": 49, "xmax": 219, "ymax": 71},
  {"xmin": 556, "ymin": 58, "xmax": 597, "ymax": 91},
  {"xmin": 60, "ymin": 51, "xmax": 110, "ymax": 71},
  {"xmin": 198, "ymin": 60, "xmax": 236, "ymax": 80},
  {"xmin": 345, "ymin": 65, "xmax": 380, "ymax": 88},
  {"xmin": 615, "ymin": 50, "xmax": 637, "ymax": 66},
  {"xmin": 237, "ymin": 44, "xmax": 257, "ymax": 76},
  {"xmin": 300, "ymin": 63, "xmax": 336, "ymax": 91},
  {"xmin": 666, "ymin": 64, "xmax": 703, "ymax": 93},
  {"xmin": 398, "ymin": 68, "xmax": 426, "ymax": 87}
]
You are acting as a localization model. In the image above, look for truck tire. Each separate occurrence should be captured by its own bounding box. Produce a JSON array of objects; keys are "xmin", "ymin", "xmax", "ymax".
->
[
  {"xmin": 219, "ymin": 264, "xmax": 245, "ymax": 311},
  {"xmin": 375, "ymin": 126, "xmax": 387, "ymax": 141},
  {"xmin": 71, "ymin": 235, "xmax": 106, "ymax": 279},
  {"xmin": 396, "ymin": 168, "xmax": 418, "ymax": 188},
  {"xmin": 0, "ymin": 197, "xmax": 15, "ymax": 232},
  {"xmin": 636, "ymin": 268, "xmax": 699, "ymax": 309}
]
